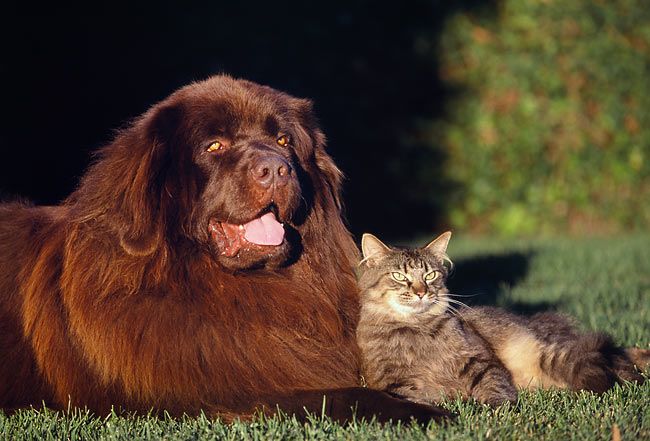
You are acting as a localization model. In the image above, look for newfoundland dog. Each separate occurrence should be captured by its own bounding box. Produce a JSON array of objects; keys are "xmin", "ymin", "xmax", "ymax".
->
[{"xmin": 0, "ymin": 76, "xmax": 450, "ymax": 423}]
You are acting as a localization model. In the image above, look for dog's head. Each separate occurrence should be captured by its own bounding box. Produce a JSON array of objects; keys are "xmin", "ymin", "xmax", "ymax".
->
[{"xmin": 79, "ymin": 76, "xmax": 343, "ymax": 270}]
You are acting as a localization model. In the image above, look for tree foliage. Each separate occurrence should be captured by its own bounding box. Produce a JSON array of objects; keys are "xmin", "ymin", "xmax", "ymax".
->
[{"xmin": 435, "ymin": 0, "xmax": 650, "ymax": 235}]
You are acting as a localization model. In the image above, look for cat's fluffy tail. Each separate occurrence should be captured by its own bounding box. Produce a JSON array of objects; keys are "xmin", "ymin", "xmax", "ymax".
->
[
  {"xmin": 528, "ymin": 313, "xmax": 645, "ymax": 392},
  {"xmin": 553, "ymin": 332, "xmax": 620, "ymax": 393},
  {"xmin": 544, "ymin": 332, "xmax": 645, "ymax": 392}
]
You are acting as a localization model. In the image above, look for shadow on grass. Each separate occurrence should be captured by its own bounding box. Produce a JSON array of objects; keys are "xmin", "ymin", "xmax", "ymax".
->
[{"xmin": 446, "ymin": 251, "xmax": 559, "ymax": 315}]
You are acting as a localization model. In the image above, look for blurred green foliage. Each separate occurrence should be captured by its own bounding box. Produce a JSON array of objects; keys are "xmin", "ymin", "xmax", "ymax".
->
[{"xmin": 434, "ymin": 0, "xmax": 650, "ymax": 235}]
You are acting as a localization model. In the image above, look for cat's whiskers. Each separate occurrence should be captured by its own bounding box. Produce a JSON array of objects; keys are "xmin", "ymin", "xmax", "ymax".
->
[
  {"xmin": 444, "ymin": 297, "xmax": 473, "ymax": 311},
  {"xmin": 444, "ymin": 303, "xmax": 472, "ymax": 325},
  {"xmin": 429, "ymin": 297, "xmax": 471, "ymax": 325},
  {"xmin": 446, "ymin": 292, "xmax": 481, "ymax": 298},
  {"xmin": 444, "ymin": 299, "xmax": 475, "ymax": 324}
]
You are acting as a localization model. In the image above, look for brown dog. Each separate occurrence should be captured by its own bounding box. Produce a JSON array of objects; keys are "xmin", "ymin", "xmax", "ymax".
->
[{"xmin": 0, "ymin": 75, "xmax": 451, "ymax": 424}]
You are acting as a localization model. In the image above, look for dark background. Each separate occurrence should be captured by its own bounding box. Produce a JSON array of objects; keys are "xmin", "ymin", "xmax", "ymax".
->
[{"xmin": 0, "ymin": 1, "xmax": 493, "ymax": 239}]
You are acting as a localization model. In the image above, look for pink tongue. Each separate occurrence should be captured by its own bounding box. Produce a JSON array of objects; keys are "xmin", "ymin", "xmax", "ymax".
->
[{"xmin": 243, "ymin": 212, "xmax": 285, "ymax": 246}]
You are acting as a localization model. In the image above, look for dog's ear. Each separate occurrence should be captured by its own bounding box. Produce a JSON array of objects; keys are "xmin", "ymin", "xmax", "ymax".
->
[
  {"xmin": 115, "ymin": 103, "xmax": 183, "ymax": 256},
  {"xmin": 313, "ymin": 132, "xmax": 344, "ymax": 212},
  {"xmin": 291, "ymin": 99, "xmax": 344, "ymax": 212}
]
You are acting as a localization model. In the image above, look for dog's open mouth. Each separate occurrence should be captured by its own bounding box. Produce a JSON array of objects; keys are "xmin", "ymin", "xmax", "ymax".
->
[{"xmin": 209, "ymin": 210, "xmax": 285, "ymax": 257}]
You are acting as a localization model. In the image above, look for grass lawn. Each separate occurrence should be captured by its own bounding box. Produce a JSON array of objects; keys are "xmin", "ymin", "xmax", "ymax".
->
[{"xmin": 2, "ymin": 234, "xmax": 649, "ymax": 440}]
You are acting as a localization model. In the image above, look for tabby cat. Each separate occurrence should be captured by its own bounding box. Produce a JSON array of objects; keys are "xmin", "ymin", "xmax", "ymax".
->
[{"xmin": 355, "ymin": 232, "xmax": 649, "ymax": 407}]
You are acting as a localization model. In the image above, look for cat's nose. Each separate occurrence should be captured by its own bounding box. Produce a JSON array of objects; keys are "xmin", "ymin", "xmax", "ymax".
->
[{"xmin": 413, "ymin": 282, "xmax": 427, "ymax": 298}]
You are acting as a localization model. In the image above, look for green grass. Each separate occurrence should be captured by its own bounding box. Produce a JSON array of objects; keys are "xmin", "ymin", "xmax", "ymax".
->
[{"xmin": 2, "ymin": 234, "xmax": 649, "ymax": 440}]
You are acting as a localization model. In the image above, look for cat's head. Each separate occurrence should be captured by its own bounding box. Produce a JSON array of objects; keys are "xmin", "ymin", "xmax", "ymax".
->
[{"xmin": 356, "ymin": 232, "xmax": 453, "ymax": 319}]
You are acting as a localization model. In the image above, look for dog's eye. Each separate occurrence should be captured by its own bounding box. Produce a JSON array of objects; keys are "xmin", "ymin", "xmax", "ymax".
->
[
  {"xmin": 206, "ymin": 141, "xmax": 225, "ymax": 153},
  {"xmin": 276, "ymin": 135, "xmax": 290, "ymax": 147},
  {"xmin": 391, "ymin": 272, "xmax": 408, "ymax": 282}
]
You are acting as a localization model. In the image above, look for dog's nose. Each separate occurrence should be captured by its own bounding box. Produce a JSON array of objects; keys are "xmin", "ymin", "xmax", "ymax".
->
[{"xmin": 251, "ymin": 155, "xmax": 292, "ymax": 188}]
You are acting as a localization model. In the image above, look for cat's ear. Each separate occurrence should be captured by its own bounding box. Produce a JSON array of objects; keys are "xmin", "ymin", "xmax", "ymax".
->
[
  {"xmin": 361, "ymin": 233, "xmax": 391, "ymax": 261},
  {"xmin": 424, "ymin": 231, "xmax": 452, "ymax": 254}
]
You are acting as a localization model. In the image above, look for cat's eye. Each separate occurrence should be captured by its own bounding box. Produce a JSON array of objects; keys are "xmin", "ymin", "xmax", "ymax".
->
[
  {"xmin": 391, "ymin": 272, "xmax": 408, "ymax": 282},
  {"xmin": 425, "ymin": 271, "xmax": 439, "ymax": 282},
  {"xmin": 277, "ymin": 135, "xmax": 290, "ymax": 147},
  {"xmin": 206, "ymin": 140, "xmax": 225, "ymax": 153}
]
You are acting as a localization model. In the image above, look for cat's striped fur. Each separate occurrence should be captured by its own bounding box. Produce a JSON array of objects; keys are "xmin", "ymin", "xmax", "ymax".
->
[{"xmin": 355, "ymin": 232, "xmax": 649, "ymax": 406}]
